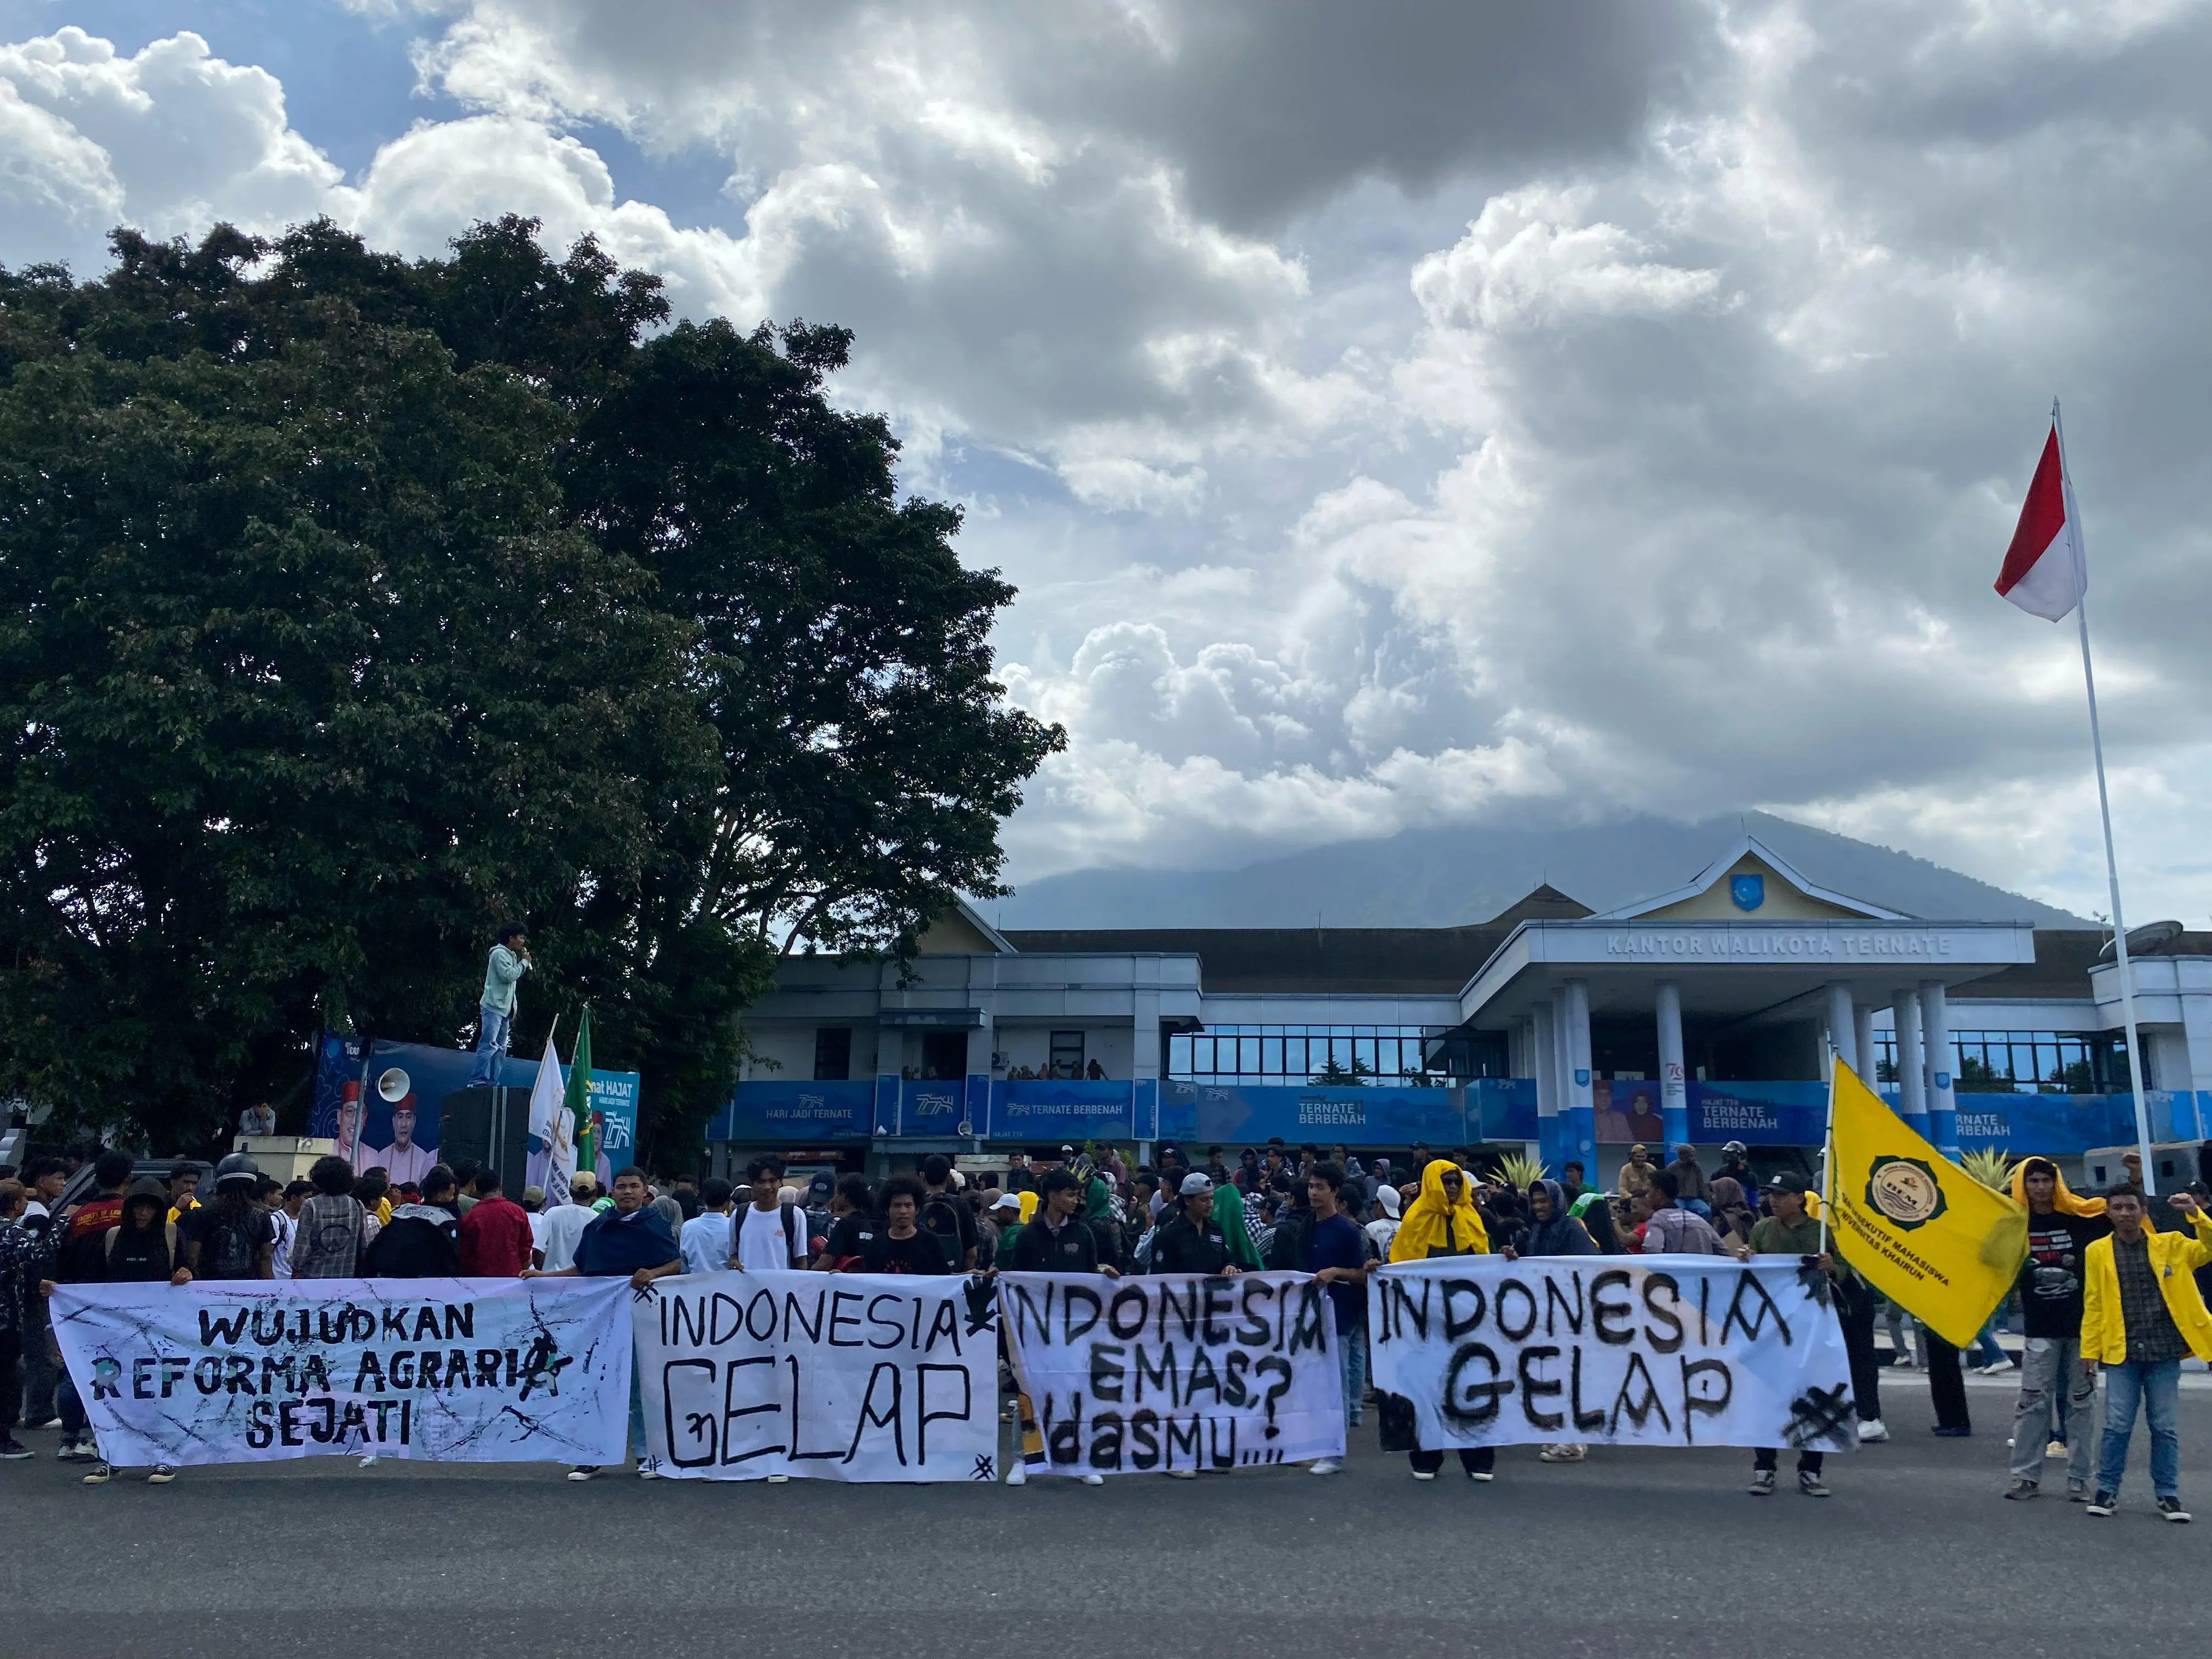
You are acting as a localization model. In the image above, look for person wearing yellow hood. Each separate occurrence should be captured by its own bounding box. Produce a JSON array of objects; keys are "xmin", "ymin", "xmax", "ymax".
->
[
  {"xmin": 1388, "ymin": 1160, "xmax": 1496, "ymax": 1483},
  {"xmin": 2003, "ymin": 1157, "xmax": 2108, "ymax": 1502},
  {"xmin": 2081, "ymin": 1183, "xmax": 2212, "ymax": 1520}
]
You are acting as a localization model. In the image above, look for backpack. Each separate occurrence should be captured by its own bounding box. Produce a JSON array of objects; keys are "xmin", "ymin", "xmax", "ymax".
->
[
  {"xmin": 921, "ymin": 1195, "xmax": 968, "ymax": 1268},
  {"xmin": 198, "ymin": 1210, "xmax": 262, "ymax": 1279},
  {"xmin": 1266, "ymin": 1212, "xmax": 1310, "ymax": 1273}
]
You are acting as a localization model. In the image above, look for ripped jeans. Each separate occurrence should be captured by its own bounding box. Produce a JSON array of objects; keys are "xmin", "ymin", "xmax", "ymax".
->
[{"xmin": 2008, "ymin": 1336, "xmax": 2095, "ymax": 1487}]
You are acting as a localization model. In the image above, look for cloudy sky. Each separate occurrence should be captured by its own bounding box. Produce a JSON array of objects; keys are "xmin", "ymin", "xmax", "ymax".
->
[{"xmin": 5, "ymin": 0, "xmax": 2210, "ymax": 922}]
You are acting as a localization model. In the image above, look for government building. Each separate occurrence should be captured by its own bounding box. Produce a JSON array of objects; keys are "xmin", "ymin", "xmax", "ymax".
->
[{"xmin": 709, "ymin": 835, "xmax": 2211, "ymax": 1189}]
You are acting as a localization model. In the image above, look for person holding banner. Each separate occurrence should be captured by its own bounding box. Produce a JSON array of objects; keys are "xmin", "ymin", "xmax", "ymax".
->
[
  {"xmin": 1503, "ymin": 1178, "xmax": 1598, "ymax": 1466},
  {"xmin": 1388, "ymin": 1161, "xmax": 1495, "ymax": 1483},
  {"xmin": 1008, "ymin": 1171, "xmax": 1118, "ymax": 1275},
  {"xmin": 1746, "ymin": 1174, "xmax": 1838, "ymax": 1497},
  {"xmin": 527, "ymin": 1166, "xmax": 682, "ymax": 1481},
  {"xmin": 1147, "ymin": 1173, "xmax": 1237, "ymax": 1278},
  {"xmin": 1304, "ymin": 1161, "xmax": 1368, "ymax": 1475},
  {"xmin": 76, "ymin": 1179, "xmax": 191, "ymax": 1486}
]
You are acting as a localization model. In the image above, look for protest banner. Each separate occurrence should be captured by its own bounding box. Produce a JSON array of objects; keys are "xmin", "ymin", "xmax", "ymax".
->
[
  {"xmin": 1367, "ymin": 1256, "xmax": 1855, "ymax": 1454},
  {"xmin": 997, "ymin": 1271, "xmax": 1345, "ymax": 1476},
  {"xmin": 51, "ymin": 1278, "xmax": 630, "ymax": 1468},
  {"xmin": 633, "ymin": 1270, "xmax": 1000, "ymax": 1482}
]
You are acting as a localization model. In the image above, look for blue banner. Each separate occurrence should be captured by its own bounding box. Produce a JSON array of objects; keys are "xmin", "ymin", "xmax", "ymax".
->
[
  {"xmin": 1158, "ymin": 1081, "xmax": 1471, "ymax": 1149},
  {"xmin": 1688, "ymin": 1080, "xmax": 1829, "ymax": 1147},
  {"xmin": 709, "ymin": 1080, "xmax": 874, "ymax": 1142},
  {"xmin": 309, "ymin": 1036, "xmax": 637, "ymax": 1183},
  {"xmin": 990, "ymin": 1079, "xmax": 1136, "ymax": 1143}
]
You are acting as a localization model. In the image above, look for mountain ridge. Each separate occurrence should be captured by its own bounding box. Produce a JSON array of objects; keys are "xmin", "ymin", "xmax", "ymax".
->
[{"xmin": 991, "ymin": 812, "xmax": 2090, "ymax": 931}]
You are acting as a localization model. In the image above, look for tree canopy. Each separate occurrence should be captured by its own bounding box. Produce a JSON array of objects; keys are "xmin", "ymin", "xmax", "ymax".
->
[{"xmin": 0, "ymin": 218, "xmax": 1062, "ymax": 1161}]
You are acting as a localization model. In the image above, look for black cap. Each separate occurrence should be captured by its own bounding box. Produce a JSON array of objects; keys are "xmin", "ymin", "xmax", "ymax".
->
[{"xmin": 1764, "ymin": 1172, "xmax": 1812, "ymax": 1195}]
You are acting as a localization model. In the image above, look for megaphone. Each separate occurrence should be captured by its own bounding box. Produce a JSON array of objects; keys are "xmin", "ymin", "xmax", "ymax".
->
[{"xmin": 377, "ymin": 1067, "xmax": 412, "ymax": 1103}]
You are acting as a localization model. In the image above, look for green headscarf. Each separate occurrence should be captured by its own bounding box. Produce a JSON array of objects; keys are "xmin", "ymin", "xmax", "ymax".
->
[
  {"xmin": 1211, "ymin": 1182, "xmax": 1264, "ymax": 1268},
  {"xmin": 1085, "ymin": 1175, "xmax": 1114, "ymax": 1219}
]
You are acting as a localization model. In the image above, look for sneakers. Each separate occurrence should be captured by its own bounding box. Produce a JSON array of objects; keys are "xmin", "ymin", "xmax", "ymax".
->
[
  {"xmin": 146, "ymin": 1465, "xmax": 176, "ymax": 1485},
  {"xmin": 766, "ymin": 1473, "xmax": 790, "ymax": 1485},
  {"xmin": 2045, "ymin": 1438, "xmax": 2068, "ymax": 1458},
  {"xmin": 1973, "ymin": 1361, "xmax": 2011, "ymax": 1375},
  {"xmin": 0, "ymin": 1439, "xmax": 31, "ymax": 1460},
  {"xmin": 1749, "ymin": 1469, "xmax": 1776, "ymax": 1496},
  {"xmin": 1411, "ymin": 1469, "xmax": 1437, "ymax": 1482},
  {"xmin": 357, "ymin": 1453, "xmax": 380, "ymax": 1469},
  {"xmin": 2004, "ymin": 1480, "xmax": 2038, "ymax": 1501},
  {"xmin": 1466, "ymin": 1468, "xmax": 1494, "ymax": 1482},
  {"xmin": 1005, "ymin": 1463, "xmax": 1027, "ymax": 1487},
  {"xmin": 1798, "ymin": 1470, "xmax": 1830, "ymax": 1497},
  {"xmin": 2158, "ymin": 1497, "xmax": 2192, "ymax": 1523},
  {"xmin": 567, "ymin": 1465, "xmax": 599, "ymax": 1482},
  {"xmin": 1931, "ymin": 1425, "xmax": 1972, "ymax": 1438},
  {"xmin": 1308, "ymin": 1457, "xmax": 1342, "ymax": 1476},
  {"xmin": 2067, "ymin": 1481, "xmax": 2089, "ymax": 1502},
  {"xmin": 636, "ymin": 1466, "xmax": 659, "ymax": 1480},
  {"xmin": 1165, "ymin": 1468, "xmax": 1197, "ymax": 1480},
  {"xmin": 2084, "ymin": 1489, "xmax": 2117, "ymax": 1516},
  {"xmin": 1857, "ymin": 1420, "xmax": 1889, "ymax": 1443},
  {"xmin": 1080, "ymin": 1472, "xmax": 1105, "ymax": 1486},
  {"xmin": 81, "ymin": 1462, "xmax": 111, "ymax": 1485},
  {"xmin": 1538, "ymin": 1443, "xmax": 1588, "ymax": 1463},
  {"xmin": 54, "ymin": 1438, "xmax": 93, "ymax": 1462}
]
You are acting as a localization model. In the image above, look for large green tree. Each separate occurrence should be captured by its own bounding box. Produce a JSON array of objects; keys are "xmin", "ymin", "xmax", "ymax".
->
[{"xmin": 0, "ymin": 221, "xmax": 1060, "ymax": 1161}]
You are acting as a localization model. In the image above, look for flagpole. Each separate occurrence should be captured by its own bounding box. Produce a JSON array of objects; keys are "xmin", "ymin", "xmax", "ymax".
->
[
  {"xmin": 1817, "ymin": 1051, "xmax": 1835, "ymax": 1260},
  {"xmin": 2050, "ymin": 398, "xmax": 2157, "ymax": 1198}
]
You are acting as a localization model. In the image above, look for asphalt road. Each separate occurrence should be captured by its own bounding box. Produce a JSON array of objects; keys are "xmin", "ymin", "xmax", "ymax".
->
[{"xmin": 3, "ymin": 1376, "xmax": 2203, "ymax": 1658}]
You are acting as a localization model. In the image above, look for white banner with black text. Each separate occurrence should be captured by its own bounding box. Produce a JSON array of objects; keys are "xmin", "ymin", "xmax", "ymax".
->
[
  {"xmin": 51, "ymin": 1278, "xmax": 631, "ymax": 1468},
  {"xmin": 633, "ymin": 1271, "xmax": 1001, "ymax": 1481},
  {"xmin": 1367, "ymin": 1256, "xmax": 1856, "ymax": 1453},
  {"xmin": 998, "ymin": 1271, "xmax": 1345, "ymax": 1476}
]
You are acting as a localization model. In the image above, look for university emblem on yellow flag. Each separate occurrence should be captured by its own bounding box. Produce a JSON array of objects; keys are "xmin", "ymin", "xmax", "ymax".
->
[{"xmin": 1825, "ymin": 1058, "xmax": 2028, "ymax": 1348}]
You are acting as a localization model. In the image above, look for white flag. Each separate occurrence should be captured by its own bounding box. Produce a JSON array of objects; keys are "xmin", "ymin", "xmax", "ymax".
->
[{"xmin": 524, "ymin": 1032, "xmax": 574, "ymax": 1203}]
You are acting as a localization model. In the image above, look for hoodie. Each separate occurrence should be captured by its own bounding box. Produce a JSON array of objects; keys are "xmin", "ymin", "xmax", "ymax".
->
[{"xmin": 1516, "ymin": 1180, "xmax": 1597, "ymax": 1257}]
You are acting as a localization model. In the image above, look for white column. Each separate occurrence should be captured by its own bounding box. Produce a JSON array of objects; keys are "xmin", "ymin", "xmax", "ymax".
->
[
  {"xmin": 1655, "ymin": 981, "xmax": 1688, "ymax": 1148},
  {"xmin": 1531, "ymin": 1004, "xmax": 1558, "ymax": 1120},
  {"xmin": 1891, "ymin": 989, "xmax": 1927, "ymax": 1132},
  {"xmin": 1918, "ymin": 980, "xmax": 1955, "ymax": 1155},
  {"xmin": 1131, "ymin": 992, "xmax": 1161, "ymax": 1080},
  {"xmin": 1551, "ymin": 990, "xmax": 1572, "ymax": 1113},
  {"xmin": 1854, "ymin": 1003, "xmax": 1876, "ymax": 1087},
  {"xmin": 1565, "ymin": 978, "xmax": 1595, "ymax": 1124},
  {"xmin": 1826, "ymin": 982, "xmax": 1858, "ymax": 1075}
]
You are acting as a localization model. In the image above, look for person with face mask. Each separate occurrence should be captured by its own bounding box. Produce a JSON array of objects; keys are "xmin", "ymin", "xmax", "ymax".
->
[{"xmin": 1389, "ymin": 1160, "xmax": 1495, "ymax": 1484}]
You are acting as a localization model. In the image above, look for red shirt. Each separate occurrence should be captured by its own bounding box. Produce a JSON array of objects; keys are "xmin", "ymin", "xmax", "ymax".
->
[{"xmin": 456, "ymin": 1196, "xmax": 534, "ymax": 1277}]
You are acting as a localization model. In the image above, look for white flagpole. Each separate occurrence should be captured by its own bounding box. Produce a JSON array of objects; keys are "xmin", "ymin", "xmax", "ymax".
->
[{"xmin": 2050, "ymin": 397, "xmax": 2157, "ymax": 1197}]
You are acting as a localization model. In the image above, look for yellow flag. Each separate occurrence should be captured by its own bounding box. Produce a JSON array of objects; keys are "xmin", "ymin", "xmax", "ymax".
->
[{"xmin": 1824, "ymin": 1057, "xmax": 2028, "ymax": 1348}]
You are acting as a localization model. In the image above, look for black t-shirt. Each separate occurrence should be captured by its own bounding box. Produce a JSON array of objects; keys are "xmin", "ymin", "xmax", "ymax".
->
[
  {"xmin": 859, "ymin": 1229, "xmax": 954, "ymax": 1275},
  {"xmin": 195, "ymin": 1205, "xmax": 275, "ymax": 1280},
  {"xmin": 1149, "ymin": 1215, "xmax": 1231, "ymax": 1276},
  {"xmin": 824, "ymin": 1214, "xmax": 878, "ymax": 1262},
  {"xmin": 2018, "ymin": 1212, "xmax": 2106, "ymax": 1338},
  {"xmin": 921, "ymin": 1189, "xmax": 978, "ymax": 1268}
]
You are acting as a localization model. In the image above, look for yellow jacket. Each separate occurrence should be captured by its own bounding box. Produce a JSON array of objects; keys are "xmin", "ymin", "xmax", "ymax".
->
[{"xmin": 2081, "ymin": 1210, "xmax": 2212, "ymax": 1363}]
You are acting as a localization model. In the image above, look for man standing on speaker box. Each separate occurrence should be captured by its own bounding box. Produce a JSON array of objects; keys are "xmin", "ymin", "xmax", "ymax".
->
[{"xmin": 470, "ymin": 924, "xmax": 532, "ymax": 1086}]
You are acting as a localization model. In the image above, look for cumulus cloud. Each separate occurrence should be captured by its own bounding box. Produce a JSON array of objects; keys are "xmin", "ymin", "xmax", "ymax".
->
[{"xmin": 5, "ymin": 2, "xmax": 2212, "ymax": 922}]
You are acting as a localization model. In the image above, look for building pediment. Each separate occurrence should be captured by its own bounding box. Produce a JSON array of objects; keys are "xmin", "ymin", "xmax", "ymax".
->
[{"xmin": 1593, "ymin": 835, "xmax": 1905, "ymax": 923}]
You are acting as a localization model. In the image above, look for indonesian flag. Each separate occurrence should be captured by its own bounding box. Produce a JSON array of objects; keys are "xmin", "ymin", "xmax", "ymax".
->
[{"xmin": 1994, "ymin": 423, "xmax": 2085, "ymax": 621}]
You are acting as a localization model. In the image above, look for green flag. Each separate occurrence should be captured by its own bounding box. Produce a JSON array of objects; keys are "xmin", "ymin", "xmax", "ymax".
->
[{"xmin": 566, "ymin": 1008, "xmax": 596, "ymax": 1189}]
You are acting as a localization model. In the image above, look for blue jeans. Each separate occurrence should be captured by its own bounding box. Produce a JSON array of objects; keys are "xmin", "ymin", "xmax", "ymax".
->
[
  {"xmin": 2095, "ymin": 1357, "xmax": 2182, "ymax": 1499},
  {"xmin": 1338, "ymin": 1325, "xmax": 1368, "ymax": 1427},
  {"xmin": 628, "ymin": 1360, "xmax": 647, "ymax": 1466},
  {"xmin": 1970, "ymin": 1315, "xmax": 2007, "ymax": 1369},
  {"xmin": 470, "ymin": 1004, "xmax": 511, "ymax": 1085}
]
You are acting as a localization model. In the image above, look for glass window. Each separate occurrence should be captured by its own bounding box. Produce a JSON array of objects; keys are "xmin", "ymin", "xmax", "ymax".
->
[
  {"xmin": 1049, "ymin": 1030, "xmax": 1085, "ymax": 1077},
  {"xmin": 814, "ymin": 1027, "xmax": 853, "ymax": 1082}
]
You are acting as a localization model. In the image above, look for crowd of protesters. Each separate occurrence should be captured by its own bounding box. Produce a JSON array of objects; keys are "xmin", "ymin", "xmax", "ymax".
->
[{"xmin": 1, "ymin": 1136, "xmax": 2208, "ymax": 1517}]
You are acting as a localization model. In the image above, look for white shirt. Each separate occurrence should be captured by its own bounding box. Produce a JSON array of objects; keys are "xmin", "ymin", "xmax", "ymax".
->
[
  {"xmin": 681, "ymin": 1211, "xmax": 734, "ymax": 1276},
  {"xmin": 368, "ymin": 1141, "xmax": 436, "ymax": 1186},
  {"xmin": 527, "ymin": 1211, "xmax": 549, "ymax": 1255},
  {"xmin": 270, "ymin": 1207, "xmax": 298, "ymax": 1278},
  {"xmin": 735, "ymin": 1204, "xmax": 800, "ymax": 1272},
  {"xmin": 538, "ymin": 1201, "xmax": 594, "ymax": 1272}
]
